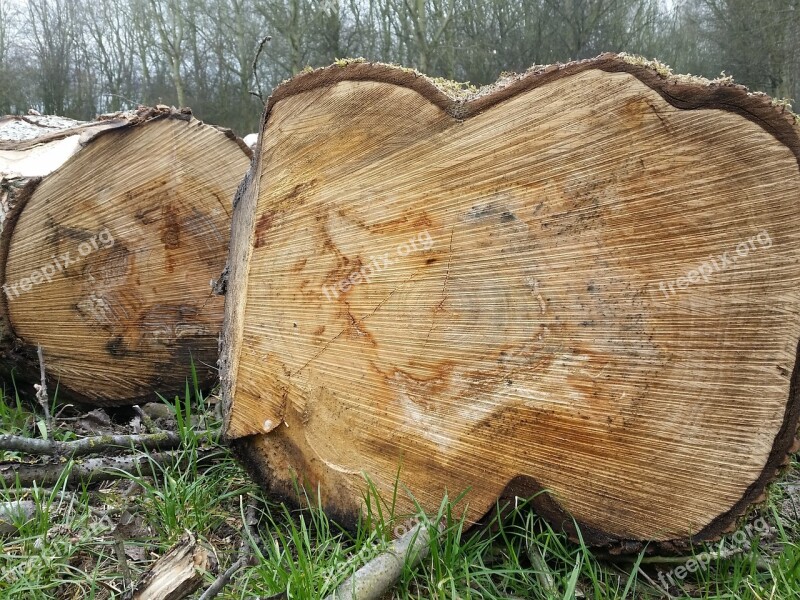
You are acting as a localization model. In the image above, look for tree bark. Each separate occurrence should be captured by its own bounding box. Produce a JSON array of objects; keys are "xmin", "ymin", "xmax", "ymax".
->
[
  {"xmin": 128, "ymin": 532, "xmax": 217, "ymax": 600},
  {"xmin": 219, "ymin": 54, "xmax": 800, "ymax": 552},
  {"xmin": 0, "ymin": 107, "xmax": 251, "ymax": 406},
  {"xmin": 325, "ymin": 522, "xmax": 440, "ymax": 600}
]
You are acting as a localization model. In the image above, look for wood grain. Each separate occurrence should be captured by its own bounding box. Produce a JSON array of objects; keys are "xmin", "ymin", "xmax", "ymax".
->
[
  {"xmin": 1, "ymin": 110, "xmax": 250, "ymax": 405},
  {"xmin": 222, "ymin": 55, "xmax": 800, "ymax": 549}
]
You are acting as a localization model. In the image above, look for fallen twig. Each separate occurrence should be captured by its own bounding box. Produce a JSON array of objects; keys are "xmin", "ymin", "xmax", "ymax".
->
[
  {"xmin": 637, "ymin": 566, "xmax": 675, "ymax": 599},
  {"xmin": 324, "ymin": 521, "xmax": 442, "ymax": 600},
  {"xmin": 0, "ymin": 431, "xmax": 183, "ymax": 457},
  {"xmin": 197, "ymin": 555, "xmax": 249, "ymax": 600},
  {"xmin": 638, "ymin": 549, "xmax": 745, "ymax": 564},
  {"xmin": 197, "ymin": 497, "xmax": 260, "ymax": 600},
  {"xmin": 114, "ymin": 535, "xmax": 133, "ymax": 590},
  {"xmin": 0, "ymin": 448, "xmax": 219, "ymax": 488}
]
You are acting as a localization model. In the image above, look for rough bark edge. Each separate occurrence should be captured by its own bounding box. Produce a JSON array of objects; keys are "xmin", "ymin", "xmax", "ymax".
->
[
  {"xmin": 265, "ymin": 53, "xmax": 800, "ymax": 167},
  {"xmin": 0, "ymin": 114, "xmax": 81, "ymax": 127},
  {"xmin": 0, "ymin": 177, "xmax": 40, "ymax": 386},
  {"xmin": 1, "ymin": 107, "xmax": 254, "ymax": 159},
  {"xmin": 210, "ymin": 125, "xmax": 254, "ymax": 160},
  {"xmin": 218, "ymin": 140, "xmax": 262, "ymax": 436},
  {"xmin": 0, "ymin": 106, "xmax": 191, "ymax": 152},
  {"xmin": 226, "ymin": 53, "xmax": 800, "ymax": 553}
]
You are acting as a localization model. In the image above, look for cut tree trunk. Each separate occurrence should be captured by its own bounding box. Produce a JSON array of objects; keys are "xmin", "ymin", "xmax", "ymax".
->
[
  {"xmin": 0, "ymin": 107, "xmax": 251, "ymax": 406},
  {"xmin": 220, "ymin": 54, "xmax": 800, "ymax": 551}
]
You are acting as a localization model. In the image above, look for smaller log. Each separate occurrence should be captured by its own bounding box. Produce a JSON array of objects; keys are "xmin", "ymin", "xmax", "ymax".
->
[
  {"xmin": 0, "ymin": 106, "xmax": 251, "ymax": 406},
  {"xmin": 128, "ymin": 531, "xmax": 217, "ymax": 600}
]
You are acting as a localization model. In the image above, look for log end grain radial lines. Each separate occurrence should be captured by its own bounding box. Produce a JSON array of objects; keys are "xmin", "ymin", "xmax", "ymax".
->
[
  {"xmin": 220, "ymin": 54, "xmax": 800, "ymax": 551},
  {"xmin": 0, "ymin": 106, "xmax": 252, "ymax": 406}
]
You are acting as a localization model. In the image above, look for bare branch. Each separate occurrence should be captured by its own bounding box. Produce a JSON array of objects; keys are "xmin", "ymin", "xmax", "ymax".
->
[
  {"xmin": 249, "ymin": 34, "xmax": 272, "ymax": 103},
  {"xmin": 0, "ymin": 431, "xmax": 183, "ymax": 457},
  {"xmin": 0, "ymin": 448, "xmax": 218, "ymax": 488},
  {"xmin": 324, "ymin": 521, "xmax": 442, "ymax": 600},
  {"xmin": 197, "ymin": 497, "xmax": 260, "ymax": 600}
]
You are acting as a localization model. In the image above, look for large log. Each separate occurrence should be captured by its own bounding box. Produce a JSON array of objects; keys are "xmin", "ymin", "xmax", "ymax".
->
[
  {"xmin": 220, "ymin": 54, "xmax": 800, "ymax": 551},
  {"xmin": 0, "ymin": 107, "xmax": 251, "ymax": 405}
]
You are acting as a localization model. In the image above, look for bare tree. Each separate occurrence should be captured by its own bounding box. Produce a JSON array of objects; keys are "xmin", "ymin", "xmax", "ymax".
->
[
  {"xmin": 389, "ymin": 0, "xmax": 455, "ymax": 74},
  {"xmin": 0, "ymin": 0, "xmax": 12, "ymax": 113},
  {"xmin": 702, "ymin": 0, "xmax": 800, "ymax": 100},
  {"xmin": 84, "ymin": 0, "xmax": 139, "ymax": 112},
  {"xmin": 0, "ymin": 0, "xmax": 795, "ymax": 136},
  {"xmin": 0, "ymin": 0, "xmax": 9, "ymax": 68},
  {"xmin": 255, "ymin": 0, "xmax": 313, "ymax": 75},
  {"xmin": 26, "ymin": 0, "xmax": 81, "ymax": 114},
  {"xmin": 145, "ymin": 0, "xmax": 190, "ymax": 106}
]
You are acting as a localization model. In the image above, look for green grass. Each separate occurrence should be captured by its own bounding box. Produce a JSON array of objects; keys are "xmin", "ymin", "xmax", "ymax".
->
[
  {"xmin": 0, "ymin": 377, "xmax": 798, "ymax": 599},
  {"xmin": 0, "ymin": 379, "xmax": 32, "ymax": 438}
]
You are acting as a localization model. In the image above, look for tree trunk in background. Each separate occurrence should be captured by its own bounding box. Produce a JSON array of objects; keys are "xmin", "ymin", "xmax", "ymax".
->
[
  {"xmin": 0, "ymin": 107, "xmax": 251, "ymax": 406},
  {"xmin": 220, "ymin": 54, "xmax": 800, "ymax": 552}
]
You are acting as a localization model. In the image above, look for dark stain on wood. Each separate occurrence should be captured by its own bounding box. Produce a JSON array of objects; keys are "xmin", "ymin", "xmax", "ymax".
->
[
  {"xmin": 285, "ymin": 182, "xmax": 313, "ymax": 205},
  {"xmin": 161, "ymin": 205, "xmax": 181, "ymax": 250},
  {"xmin": 253, "ymin": 211, "xmax": 275, "ymax": 249},
  {"xmin": 106, "ymin": 336, "xmax": 127, "ymax": 357},
  {"xmin": 135, "ymin": 205, "xmax": 160, "ymax": 225}
]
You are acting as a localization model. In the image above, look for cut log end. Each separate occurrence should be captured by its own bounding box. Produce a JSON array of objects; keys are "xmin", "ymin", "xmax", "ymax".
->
[
  {"xmin": 221, "ymin": 54, "xmax": 800, "ymax": 550},
  {"xmin": 1, "ymin": 108, "xmax": 251, "ymax": 405}
]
